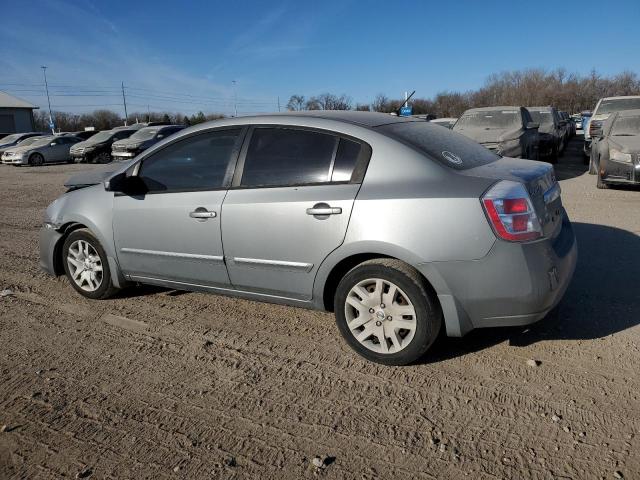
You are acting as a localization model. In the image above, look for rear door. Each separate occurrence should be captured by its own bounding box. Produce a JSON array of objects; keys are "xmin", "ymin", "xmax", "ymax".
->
[{"xmin": 221, "ymin": 126, "xmax": 370, "ymax": 300}]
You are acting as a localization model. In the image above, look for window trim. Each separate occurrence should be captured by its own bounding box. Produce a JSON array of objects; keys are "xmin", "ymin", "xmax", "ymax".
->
[
  {"xmin": 130, "ymin": 126, "xmax": 248, "ymax": 195},
  {"xmin": 230, "ymin": 124, "xmax": 372, "ymax": 190}
]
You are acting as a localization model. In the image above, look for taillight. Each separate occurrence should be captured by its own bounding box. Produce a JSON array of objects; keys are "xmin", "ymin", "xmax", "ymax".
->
[{"xmin": 481, "ymin": 181, "xmax": 542, "ymax": 242}]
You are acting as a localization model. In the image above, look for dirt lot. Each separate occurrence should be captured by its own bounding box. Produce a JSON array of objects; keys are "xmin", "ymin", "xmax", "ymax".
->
[{"xmin": 1, "ymin": 136, "xmax": 639, "ymax": 479}]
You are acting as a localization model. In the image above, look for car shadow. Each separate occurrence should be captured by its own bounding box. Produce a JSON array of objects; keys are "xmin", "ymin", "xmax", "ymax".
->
[
  {"xmin": 422, "ymin": 222, "xmax": 640, "ymax": 363},
  {"xmin": 553, "ymin": 135, "xmax": 588, "ymax": 181}
]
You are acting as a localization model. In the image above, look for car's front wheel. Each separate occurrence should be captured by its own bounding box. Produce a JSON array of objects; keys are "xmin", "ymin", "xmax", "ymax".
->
[
  {"xmin": 334, "ymin": 259, "xmax": 441, "ymax": 366},
  {"xmin": 94, "ymin": 152, "xmax": 111, "ymax": 164},
  {"xmin": 62, "ymin": 229, "xmax": 119, "ymax": 299},
  {"xmin": 29, "ymin": 153, "xmax": 44, "ymax": 166}
]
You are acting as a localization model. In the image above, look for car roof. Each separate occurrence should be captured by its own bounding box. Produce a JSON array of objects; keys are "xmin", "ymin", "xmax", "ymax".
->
[
  {"xmin": 236, "ymin": 111, "xmax": 413, "ymax": 128},
  {"xmin": 600, "ymin": 95, "xmax": 640, "ymax": 101},
  {"xmin": 528, "ymin": 106, "xmax": 556, "ymax": 111},
  {"xmin": 463, "ymin": 106, "xmax": 523, "ymax": 112}
]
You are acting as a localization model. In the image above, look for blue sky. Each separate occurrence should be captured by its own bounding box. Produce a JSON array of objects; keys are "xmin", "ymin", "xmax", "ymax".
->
[{"xmin": 1, "ymin": 0, "xmax": 639, "ymax": 116}]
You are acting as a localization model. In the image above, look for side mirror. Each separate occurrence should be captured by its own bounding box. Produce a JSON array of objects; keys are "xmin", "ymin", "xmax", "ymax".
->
[
  {"xmin": 104, "ymin": 171, "xmax": 148, "ymax": 195},
  {"xmin": 526, "ymin": 122, "xmax": 539, "ymax": 130}
]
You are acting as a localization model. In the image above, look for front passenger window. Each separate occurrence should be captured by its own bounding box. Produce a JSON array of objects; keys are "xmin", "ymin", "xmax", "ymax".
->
[{"xmin": 138, "ymin": 129, "xmax": 242, "ymax": 192}]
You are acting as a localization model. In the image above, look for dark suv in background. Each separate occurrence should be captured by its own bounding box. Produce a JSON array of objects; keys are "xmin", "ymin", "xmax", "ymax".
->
[
  {"xmin": 527, "ymin": 106, "xmax": 566, "ymax": 163},
  {"xmin": 70, "ymin": 128, "xmax": 138, "ymax": 164},
  {"xmin": 111, "ymin": 125, "xmax": 184, "ymax": 161},
  {"xmin": 452, "ymin": 106, "xmax": 539, "ymax": 159}
]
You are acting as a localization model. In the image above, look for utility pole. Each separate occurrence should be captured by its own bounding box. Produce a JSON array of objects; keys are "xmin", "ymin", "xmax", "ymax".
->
[
  {"xmin": 277, "ymin": 96, "xmax": 281, "ymax": 112},
  {"xmin": 121, "ymin": 81, "xmax": 128, "ymax": 125},
  {"xmin": 232, "ymin": 80, "xmax": 237, "ymax": 117},
  {"xmin": 147, "ymin": 104, "xmax": 150, "ymax": 122},
  {"xmin": 41, "ymin": 66, "xmax": 54, "ymax": 134}
]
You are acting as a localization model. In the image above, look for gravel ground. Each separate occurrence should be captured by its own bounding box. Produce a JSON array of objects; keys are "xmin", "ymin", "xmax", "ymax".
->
[{"xmin": 0, "ymin": 136, "xmax": 638, "ymax": 479}]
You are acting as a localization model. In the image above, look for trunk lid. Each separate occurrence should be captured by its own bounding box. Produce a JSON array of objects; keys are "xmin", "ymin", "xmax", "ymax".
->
[{"xmin": 459, "ymin": 157, "xmax": 563, "ymax": 238}]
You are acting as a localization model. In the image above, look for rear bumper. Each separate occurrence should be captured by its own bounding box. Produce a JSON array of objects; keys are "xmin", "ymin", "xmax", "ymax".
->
[{"xmin": 420, "ymin": 211, "xmax": 577, "ymax": 336}]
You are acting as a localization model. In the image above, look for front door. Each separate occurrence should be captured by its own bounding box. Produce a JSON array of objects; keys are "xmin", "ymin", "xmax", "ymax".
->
[
  {"xmin": 222, "ymin": 126, "xmax": 368, "ymax": 300},
  {"xmin": 113, "ymin": 128, "xmax": 245, "ymax": 287}
]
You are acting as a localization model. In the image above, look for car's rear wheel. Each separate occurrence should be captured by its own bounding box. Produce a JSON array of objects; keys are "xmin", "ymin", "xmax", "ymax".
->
[
  {"xmin": 29, "ymin": 153, "xmax": 44, "ymax": 166},
  {"xmin": 334, "ymin": 259, "xmax": 441, "ymax": 366},
  {"xmin": 62, "ymin": 229, "xmax": 119, "ymax": 299}
]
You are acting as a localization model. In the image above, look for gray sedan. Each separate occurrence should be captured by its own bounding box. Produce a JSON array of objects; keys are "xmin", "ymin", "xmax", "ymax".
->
[
  {"xmin": 39, "ymin": 112, "xmax": 577, "ymax": 365},
  {"xmin": 2, "ymin": 135, "xmax": 81, "ymax": 166}
]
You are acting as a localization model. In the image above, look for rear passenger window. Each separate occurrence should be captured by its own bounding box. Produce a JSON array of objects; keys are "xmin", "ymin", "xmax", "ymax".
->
[
  {"xmin": 331, "ymin": 138, "xmax": 361, "ymax": 182},
  {"xmin": 139, "ymin": 129, "xmax": 241, "ymax": 192},
  {"xmin": 241, "ymin": 128, "xmax": 336, "ymax": 187}
]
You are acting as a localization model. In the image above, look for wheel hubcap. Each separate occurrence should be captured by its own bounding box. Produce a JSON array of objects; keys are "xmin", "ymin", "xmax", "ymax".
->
[
  {"xmin": 344, "ymin": 278, "xmax": 417, "ymax": 354},
  {"xmin": 67, "ymin": 240, "xmax": 103, "ymax": 292}
]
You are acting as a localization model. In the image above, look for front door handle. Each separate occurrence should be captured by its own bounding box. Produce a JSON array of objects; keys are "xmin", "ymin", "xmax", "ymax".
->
[
  {"xmin": 189, "ymin": 207, "xmax": 217, "ymax": 220},
  {"xmin": 306, "ymin": 203, "xmax": 342, "ymax": 216}
]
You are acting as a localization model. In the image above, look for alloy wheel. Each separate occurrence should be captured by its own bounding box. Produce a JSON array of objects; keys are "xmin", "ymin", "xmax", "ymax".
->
[
  {"xmin": 344, "ymin": 278, "xmax": 417, "ymax": 354},
  {"xmin": 66, "ymin": 239, "xmax": 103, "ymax": 292}
]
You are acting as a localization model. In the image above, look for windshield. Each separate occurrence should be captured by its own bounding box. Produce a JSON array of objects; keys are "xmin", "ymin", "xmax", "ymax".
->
[
  {"xmin": 528, "ymin": 110, "xmax": 554, "ymax": 126},
  {"xmin": 0, "ymin": 134, "xmax": 24, "ymax": 143},
  {"xmin": 86, "ymin": 130, "xmax": 115, "ymax": 144},
  {"xmin": 611, "ymin": 115, "xmax": 640, "ymax": 136},
  {"xmin": 597, "ymin": 98, "xmax": 640, "ymax": 115},
  {"xmin": 129, "ymin": 128, "xmax": 159, "ymax": 141},
  {"xmin": 378, "ymin": 121, "xmax": 499, "ymax": 170},
  {"xmin": 28, "ymin": 137, "xmax": 55, "ymax": 147},
  {"xmin": 16, "ymin": 136, "xmax": 41, "ymax": 147},
  {"xmin": 455, "ymin": 110, "xmax": 521, "ymax": 129}
]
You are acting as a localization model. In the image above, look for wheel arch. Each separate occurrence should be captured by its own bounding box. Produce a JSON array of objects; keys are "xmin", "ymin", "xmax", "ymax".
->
[
  {"xmin": 51, "ymin": 222, "xmax": 90, "ymax": 275},
  {"xmin": 317, "ymin": 248, "xmax": 441, "ymax": 315}
]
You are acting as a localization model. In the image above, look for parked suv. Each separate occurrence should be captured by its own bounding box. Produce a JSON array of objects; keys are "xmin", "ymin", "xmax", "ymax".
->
[
  {"xmin": 590, "ymin": 109, "xmax": 640, "ymax": 188},
  {"xmin": 586, "ymin": 96, "xmax": 640, "ymax": 173},
  {"xmin": 70, "ymin": 128, "xmax": 137, "ymax": 164},
  {"xmin": 527, "ymin": 106, "xmax": 566, "ymax": 163},
  {"xmin": 40, "ymin": 112, "xmax": 576, "ymax": 365},
  {"xmin": 111, "ymin": 125, "xmax": 184, "ymax": 161},
  {"xmin": 452, "ymin": 106, "xmax": 539, "ymax": 159}
]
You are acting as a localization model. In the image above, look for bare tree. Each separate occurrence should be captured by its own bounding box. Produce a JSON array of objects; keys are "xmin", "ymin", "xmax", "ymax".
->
[
  {"xmin": 306, "ymin": 93, "xmax": 352, "ymax": 110},
  {"xmin": 286, "ymin": 95, "xmax": 306, "ymax": 111}
]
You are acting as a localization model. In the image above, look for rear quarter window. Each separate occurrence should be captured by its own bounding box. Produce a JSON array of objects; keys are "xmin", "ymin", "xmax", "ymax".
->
[{"xmin": 377, "ymin": 121, "xmax": 499, "ymax": 170}]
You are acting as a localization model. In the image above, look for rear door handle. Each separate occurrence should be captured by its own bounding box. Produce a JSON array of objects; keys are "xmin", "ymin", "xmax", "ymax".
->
[
  {"xmin": 189, "ymin": 207, "xmax": 217, "ymax": 220},
  {"xmin": 306, "ymin": 203, "xmax": 342, "ymax": 216}
]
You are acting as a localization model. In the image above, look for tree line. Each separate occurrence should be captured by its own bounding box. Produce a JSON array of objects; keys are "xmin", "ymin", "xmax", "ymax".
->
[
  {"xmin": 287, "ymin": 68, "xmax": 640, "ymax": 117},
  {"xmin": 33, "ymin": 68, "xmax": 640, "ymax": 132}
]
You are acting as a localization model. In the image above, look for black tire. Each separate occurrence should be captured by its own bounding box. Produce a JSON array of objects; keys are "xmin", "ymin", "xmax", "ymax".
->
[
  {"xmin": 588, "ymin": 155, "xmax": 598, "ymax": 175},
  {"xmin": 62, "ymin": 229, "xmax": 119, "ymax": 299},
  {"xmin": 334, "ymin": 259, "xmax": 442, "ymax": 366},
  {"xmin": 596, "ymin": 172, "xmax": 609, "ymax": 189},
  {"xmin": 29, "ymin": 153, "xmax": 44, "ymax": 166},
  {"xmin": 95, "ymin": 152, "xmax": 111, "ymax": 164}
]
